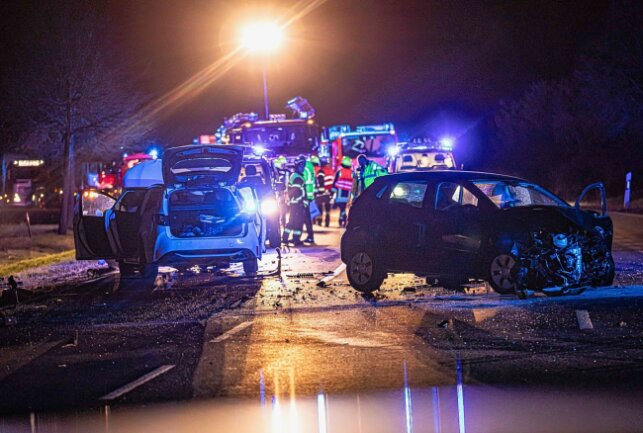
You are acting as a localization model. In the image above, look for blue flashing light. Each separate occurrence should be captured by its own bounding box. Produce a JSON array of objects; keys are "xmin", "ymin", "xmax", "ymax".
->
[
  {"xmin": 439, "ymin": 136, "xmax": 455, "ymax": 150},
  {"xmin": 388, "ymin": 146, "xmax": 400, "ymax": 157},
  {"xmin": 148, "ymin": 148, "xmax": 159, "ymax": 160},
  {"xmin": 252, "ymin": 145, "xmax": 266, "ymax": 155}
]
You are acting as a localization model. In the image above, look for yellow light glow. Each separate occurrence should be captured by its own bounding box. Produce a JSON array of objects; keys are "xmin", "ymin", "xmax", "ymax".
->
[
  {"xmin": 13, "ymin": 193, "xmax": 21, "ymax": 203},
  {"xmin": 240, "ymin": 22, "xmax": 283, "ymax": 52}
]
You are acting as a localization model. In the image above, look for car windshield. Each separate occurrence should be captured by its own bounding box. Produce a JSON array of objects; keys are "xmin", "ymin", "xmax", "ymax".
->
[
  {"xmin": 472, "ymin": 180, "xmax": 569, "ymax": 209},
  {"xmin": 240, "ymin": 124, "xmax": 319, "ymax": 155},
  {"xmin": 342, "ymin": 134, "xmax": 396, "ymax": 158}
]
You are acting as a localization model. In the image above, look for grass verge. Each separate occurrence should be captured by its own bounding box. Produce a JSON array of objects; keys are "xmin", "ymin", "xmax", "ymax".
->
[{"xmin": 0, "ymin": 250, "xmax": 75, "ymax": 277}]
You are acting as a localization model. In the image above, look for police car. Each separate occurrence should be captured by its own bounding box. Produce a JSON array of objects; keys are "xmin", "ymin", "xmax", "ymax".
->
[{"xmin": 73, "ymin": 145, "xmax": 266, "ymax": 277}]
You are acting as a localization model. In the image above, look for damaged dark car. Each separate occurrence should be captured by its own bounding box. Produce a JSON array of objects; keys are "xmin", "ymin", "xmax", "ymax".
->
[{"xmin": 341, "ymin": 171, "xmax": 614, "ymax": 296}]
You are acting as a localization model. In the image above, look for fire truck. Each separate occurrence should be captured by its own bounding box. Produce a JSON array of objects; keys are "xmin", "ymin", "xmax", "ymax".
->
[
  {"xmin": 324, "ymin": 123, "xmax": 399, "ymax": 171},
  {"xmin": 84, "ymin": 152, "xmax": 156, "ymax": 194},
  {"xmin": 219, "ymin": 96, "xmax": 320, "ymax": 158}
]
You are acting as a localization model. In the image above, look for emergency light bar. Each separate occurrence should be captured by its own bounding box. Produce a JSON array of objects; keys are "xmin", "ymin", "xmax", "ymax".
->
[
  {"xmin": 224, "ymin": 112, "xmax": 259, "ymax": 128},
  {"xmin": 355, "ymin": 123, "xmax": 395, "ymax": 134},
  {"xmin": 328, "ymin": 125, "xmax": 350, "ymax": 140}
]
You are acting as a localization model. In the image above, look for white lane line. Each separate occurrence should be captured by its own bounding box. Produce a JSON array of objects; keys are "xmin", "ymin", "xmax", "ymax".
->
[
  {"xmin": 100, "ymin": 364, "xmax": 175, "ymax": 401},
  {"xmin": 209, "ymin": 321, "xmax": 253, "ymax": 343},
  {"xmin": 319, "ymin": 263, "xmax": 346, "ymax": 285},
  {"xmin": 576, "ymin": 310, "xmax": 594, "ymax": 330}
]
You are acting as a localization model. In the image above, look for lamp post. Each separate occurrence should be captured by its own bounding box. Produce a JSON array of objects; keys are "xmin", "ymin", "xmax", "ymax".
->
[{"xmin": 241, "ymin": 22, "xmax": 283, "ymax": 120}]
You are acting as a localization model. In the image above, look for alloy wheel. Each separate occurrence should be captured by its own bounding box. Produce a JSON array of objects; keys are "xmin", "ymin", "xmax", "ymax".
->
[{"xmin": 350, "ymin": 252, "xmax": 374, "ymax": 285}]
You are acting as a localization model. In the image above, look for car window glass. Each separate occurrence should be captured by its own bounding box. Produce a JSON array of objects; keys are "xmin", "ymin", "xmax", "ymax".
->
[
  {"xmin": 389, "ymin": 181, "xmax": 427, "ymax": 208},
  {"xmin": 143, "ymin": 189, "xmax": 163, "ymax": 213},
  {"xmin": 82, "ymin": 192, "xmax": 115, "ymax": 216},
  {"xmin": 462, "ymin": 187, "xmax": 479, "ymax": 207},
  {"xmin": 238, "ymin": 186, "xmax": 258, "ymax": 212},
  {"xmin": 115, "ymin": 190, "xmax": 146, "ymax": 213},
  {"xmin": 473, "ymin": 181, "xmax": 568, "ymax": 209},
  {"xmin": 435, "ymin": 182, "xmax": 478, "ymax": 210}
]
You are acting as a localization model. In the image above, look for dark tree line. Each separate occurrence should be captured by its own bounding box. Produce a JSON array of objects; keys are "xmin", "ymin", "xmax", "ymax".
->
[
  {"xmin": 1, "ymin": 1, "xmax": 153, "ymax": 234},
  {"xmin": 489, "ymin": 3, "xmax": 643, "ymax": 199}
]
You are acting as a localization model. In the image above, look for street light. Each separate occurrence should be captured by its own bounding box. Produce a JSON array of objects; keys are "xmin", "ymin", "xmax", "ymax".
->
[{"xmin": 240, "ymin": 22, "xmax": 283, "ymax": 119}]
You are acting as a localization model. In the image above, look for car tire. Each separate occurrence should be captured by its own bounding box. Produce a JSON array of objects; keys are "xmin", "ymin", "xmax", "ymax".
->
[
  {"xmin": 346, "ymin": 249, "xmax": 386, "ymax": 294},
  {"xmin": 267, "ymin": 225, "xmax": 281, "ymax": 249},
  {"xmin": 243, "ymin": 258, "xmax": 259, "ymax": 276},
  {"xmin": 488, "ymin": 253, "xmax": 518, "ymax": 294}
]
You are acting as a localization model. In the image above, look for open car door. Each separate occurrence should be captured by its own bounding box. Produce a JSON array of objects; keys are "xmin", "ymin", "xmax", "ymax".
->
[
  {"xmin": 575, "ymin": 182, "xmax": 608, "ymax": 216},
  {"xmin": 73, "ymin": 191, "xmax": 117, "ymax": 260},
  {"xmin": 108, "ymin": 186, "xmax": 164, "ymax": 264}
]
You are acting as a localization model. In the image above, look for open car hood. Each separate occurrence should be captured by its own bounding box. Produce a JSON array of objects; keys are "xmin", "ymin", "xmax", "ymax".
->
[{"xmin": 163, "ymin": 145, "xmax": 244, "ymax": 186}]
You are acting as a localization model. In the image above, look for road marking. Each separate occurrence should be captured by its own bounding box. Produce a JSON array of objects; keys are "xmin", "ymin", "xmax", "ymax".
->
[
  {"xmin": 100, "ymin": 364, "xmax": 175, "ymax": 401},
  {"xmin": 576, "ymin": 309, "xmax": 594, "ymax": 330},
  {"xmin": 210, "ymin": 321, "xmax": 253, "ymax": 343},
  {"xmin": 319, "ymin": 263, "xmax": 346, "ymax": 285}
]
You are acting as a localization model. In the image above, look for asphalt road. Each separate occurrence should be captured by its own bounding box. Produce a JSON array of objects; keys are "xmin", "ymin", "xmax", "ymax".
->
[{"xmin": 1, "ymin": 212, "xmax": 643, "ymax": 427}]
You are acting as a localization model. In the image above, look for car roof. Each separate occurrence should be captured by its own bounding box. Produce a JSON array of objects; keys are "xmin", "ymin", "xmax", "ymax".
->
[{"xmin": 376, "ymin": 170, "xmax": 526, "ymax": 183}]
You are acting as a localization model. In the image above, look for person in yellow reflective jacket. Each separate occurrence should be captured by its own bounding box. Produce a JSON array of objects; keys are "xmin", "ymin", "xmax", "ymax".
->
[
  {"xmin": 282, "ymin": 158, "xmax": 307, "ymax": 246},
  {"xmin": 353, "ymin": 154, "xmax": 388, "ymax": 198},
  {"xmin": 301, "ymin": 155, "xmax": 316, "ymax": 243}
]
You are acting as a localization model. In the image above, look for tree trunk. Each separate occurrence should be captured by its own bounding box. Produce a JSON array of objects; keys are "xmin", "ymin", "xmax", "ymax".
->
[
  {"xmin": 58, "ymin": 135, "xmax": 73, "ymax": 235},
  {"xmin": 58, "ymin": 89, "xmax": 74, "ymax": 235}
]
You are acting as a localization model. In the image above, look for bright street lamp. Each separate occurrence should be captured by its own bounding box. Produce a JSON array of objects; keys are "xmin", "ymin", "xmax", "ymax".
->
[
  {"xmin": 240, "ymin": 22, "xmax": 284, "ymax": 119},
  {"xmin": 241, "ymin": 22, "xmax": 283, "ymax": 52}
]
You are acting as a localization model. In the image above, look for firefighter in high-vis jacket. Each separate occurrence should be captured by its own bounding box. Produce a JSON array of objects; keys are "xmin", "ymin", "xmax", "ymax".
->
[
  {"xmin": 302, "ymin": 155, "xmax": 316, "ymax": 243},
  {"xmin": 314, "ymin": 157, "xmax": 334, "ymax": 227},
  {"xmin": 282, "ymin": 158, "xmax": 307, "ymax": 246},
  {"xmin": 353, "ymin": 154, "xmax": 388, "ymax": 197},
  {"xmin": 331, "ymin": 156, "xmax": 354, "ymax": 227}
]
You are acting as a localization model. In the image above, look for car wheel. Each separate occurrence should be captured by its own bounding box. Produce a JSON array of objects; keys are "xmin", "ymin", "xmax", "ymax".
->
[
  {"xmin": 488, "ymin": 254, "xmax": 518, "ymax": 294},
  {"xmin": 243, "ymin": 258, "xmax": 259, "ymax": 276},
  {"xmin": 267, "ymin": 225, "xmax": 281, "ymax": 248},
  {"xmin": 346, "ymin": 249, "xmax": 385, "ymax": 294}
]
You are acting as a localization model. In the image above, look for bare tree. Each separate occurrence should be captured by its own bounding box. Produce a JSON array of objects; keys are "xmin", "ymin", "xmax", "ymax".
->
[{"xmin": 12, "ymin": 3, "xmax": 152, "ymax": 234}]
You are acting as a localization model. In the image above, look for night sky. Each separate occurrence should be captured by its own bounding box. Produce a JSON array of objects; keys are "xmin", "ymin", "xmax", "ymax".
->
[{"xmin": 3, "ymin": 0, "xmax": 610, "ymax": 148}]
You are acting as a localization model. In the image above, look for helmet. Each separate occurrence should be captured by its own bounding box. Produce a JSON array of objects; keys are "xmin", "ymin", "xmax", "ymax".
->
[
  {"xmin": 295, "ymin": 154, "xmax": 307, "ymax": 165},
  {"xmin": 273, "ymin": 156, "xmax": 287, "ymax": 169},
  {"xmin": 310, "ymin": 155, "xmax": 320, "ymax": 165},
  {"xmin": 341, "ymin": 156, "xmax": 352, "ymax": 168},
  {"xmin": 357, "ymin": 154, "xmax": 369, "ymax": 167}
]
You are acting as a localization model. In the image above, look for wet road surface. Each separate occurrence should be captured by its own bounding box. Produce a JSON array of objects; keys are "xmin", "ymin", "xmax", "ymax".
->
[{"xmin": 1, "ymin": 212, "xmax": 643, "ymax": 423}]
